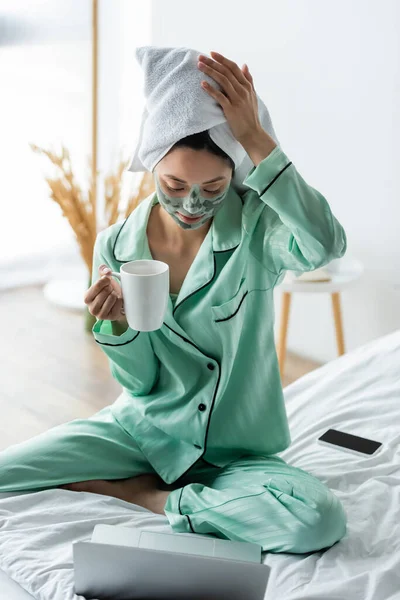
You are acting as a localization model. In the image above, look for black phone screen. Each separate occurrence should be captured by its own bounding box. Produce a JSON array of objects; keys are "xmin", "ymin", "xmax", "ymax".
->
[{"xmin": 318, "ymin": 429, "xmax": 382, "ymax": 455}]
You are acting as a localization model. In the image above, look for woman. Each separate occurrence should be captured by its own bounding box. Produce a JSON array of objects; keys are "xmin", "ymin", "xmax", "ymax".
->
[{"xmin": 0, "ymin": 52, "xmax": 347, "ymax": 553}]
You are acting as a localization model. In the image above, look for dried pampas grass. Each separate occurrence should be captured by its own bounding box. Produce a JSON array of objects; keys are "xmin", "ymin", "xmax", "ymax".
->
[{"xmin": 30, "ymin": 144, "xmax": 154, "ymax": 276}]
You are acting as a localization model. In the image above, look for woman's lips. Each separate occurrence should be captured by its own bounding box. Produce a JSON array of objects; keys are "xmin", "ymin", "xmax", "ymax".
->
[{"xmin": 177, "ymin": 212, "xmax": 204, "ymax": 224}]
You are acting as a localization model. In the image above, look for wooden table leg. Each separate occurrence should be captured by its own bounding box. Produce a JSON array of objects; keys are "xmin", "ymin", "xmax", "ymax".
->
[
  {"xmin": 278, "ymin": 292, "xmax": 292, "ymax": 378},
  {"xmin": 331, "ymin": 292, "xmax": 345, "ymax": 355}
]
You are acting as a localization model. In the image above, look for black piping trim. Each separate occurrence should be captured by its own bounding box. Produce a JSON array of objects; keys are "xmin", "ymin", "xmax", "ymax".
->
[
  {"xmin": 164, "ymin": 323, "xmax": 201, "ymax": 352},
  {"xmin": 201, "ymin": 457, "xmax": 220, "ymax": 468},
  {"xmin": 214, "ymin": 291, "xmax": 249, "ymax": 323},
  {"xmin": 214, "ymin": 246, "xmax": 239, "ymax": 254},
  {"xmin": 95, "ymin": 331, "xmax": 140, "ymax": 346},
  {"xmin": 112, "ymin": 214, "xmax": 133, "ymax": 263},
  {"xmin": 186, "ymin": 516, "xmax": 196, "ymax": 533},
  {"xmin": 178, "ymin": 487, "xmax": 184, "ymax": 514},
  {"xmin": 163, "ymin": 323, "xmax": 222, "ymax": 479},
  {"xmin": 172, "ymin": 245, "xmax": 239, "ymax": 317},
  {"xmin": 173, "ymin": 254, "xmax": 217, "ymax": 316},
  {"xmin": 178, "ymin": 486, "xmax": 196, "ymax": 533},
  {"xmin": 201, "ymin": 359, "xmax": 221, "ymax": 472},
  {"xmin": 259, "ymin": 161, "xmax": 292, "ymax": 197}
]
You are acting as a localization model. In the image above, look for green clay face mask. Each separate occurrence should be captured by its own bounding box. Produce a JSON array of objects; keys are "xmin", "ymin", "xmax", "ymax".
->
[{"xmin": 154, "ymin": 172, "xmax": 230, "ymax": 230}]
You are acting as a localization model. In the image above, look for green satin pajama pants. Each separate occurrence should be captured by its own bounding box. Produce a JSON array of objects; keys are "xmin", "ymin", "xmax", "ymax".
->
[{"xmin": 0, "ymin": 405, "xmax": 347, "ymax": 554}]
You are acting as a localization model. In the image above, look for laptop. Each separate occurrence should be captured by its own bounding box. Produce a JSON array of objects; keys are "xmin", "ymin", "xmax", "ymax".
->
[{"xmin": 74, "ymin": 524, "xmax": 269, "ymax": 599}]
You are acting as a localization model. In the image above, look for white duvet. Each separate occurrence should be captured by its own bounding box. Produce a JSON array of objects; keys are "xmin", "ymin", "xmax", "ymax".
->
[{"xmin": 1, "ymin": 330, "xmax": 399, "ymax": 600}]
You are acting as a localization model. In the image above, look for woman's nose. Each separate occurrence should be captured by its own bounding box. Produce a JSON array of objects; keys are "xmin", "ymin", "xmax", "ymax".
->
[{"xmin": 182, "ymin": 194, "xmax": 202, "ymax": 214}]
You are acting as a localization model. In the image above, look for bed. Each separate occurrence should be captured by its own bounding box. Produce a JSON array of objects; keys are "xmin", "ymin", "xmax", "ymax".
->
[{"xmin": 1, "ymin": 329, "xmax": 399, "ymax": 600}]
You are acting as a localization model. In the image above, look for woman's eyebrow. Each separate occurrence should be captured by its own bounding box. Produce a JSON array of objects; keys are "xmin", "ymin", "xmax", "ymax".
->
[{"xmin": 164, "ymin": 175, "xmax": 227, "ymax": 184}]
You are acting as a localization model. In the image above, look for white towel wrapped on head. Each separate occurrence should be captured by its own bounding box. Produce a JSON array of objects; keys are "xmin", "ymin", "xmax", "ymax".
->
[{"xmin": 128, "ymin": 45, "xmax": 280, "ymax": 194}]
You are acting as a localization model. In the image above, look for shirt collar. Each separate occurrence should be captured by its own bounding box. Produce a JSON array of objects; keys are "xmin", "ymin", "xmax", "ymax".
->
[{"xmin": 112, "ymin": 185, "xmax": 243, "ymax": 264}]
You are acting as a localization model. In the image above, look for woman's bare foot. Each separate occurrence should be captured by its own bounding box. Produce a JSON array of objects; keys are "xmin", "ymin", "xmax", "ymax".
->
[{"xmin": 59, "ymin": 474, "xmax": 170, "ymax": 514}]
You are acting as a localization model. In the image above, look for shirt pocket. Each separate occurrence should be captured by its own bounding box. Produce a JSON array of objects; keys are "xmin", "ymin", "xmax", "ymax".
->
[{"xmin": 211, "ymin": 277, "xmax": 249, "ymax": 323}]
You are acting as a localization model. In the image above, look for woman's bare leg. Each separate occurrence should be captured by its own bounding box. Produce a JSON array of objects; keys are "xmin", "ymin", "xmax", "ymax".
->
[{"xmin": 60, "ymin": 473, "xmax": 171, "ymax": 514}]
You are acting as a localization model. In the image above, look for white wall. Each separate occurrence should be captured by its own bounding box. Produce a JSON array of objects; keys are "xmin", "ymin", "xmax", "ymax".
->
[
  {"xmin": 0, "ymin": 0, "xmax": 151, "ymax": 288},
  {"xmin": 97, "ymin": 0, "xmax": 152, "ymax": 228},
  {"xmin": 0, "ymin": 2, "xmax": 91, "ymax": 265},
  {"xmin": 150, "ymin": 0, "xmax": 400, "ymax": 361}
]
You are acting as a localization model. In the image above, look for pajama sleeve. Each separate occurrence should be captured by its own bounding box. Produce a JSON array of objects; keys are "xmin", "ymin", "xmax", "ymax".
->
[
  {"xmin": 90, "ymin": 232, "xmax": 159, "ymax": 396},
  {"xmin": 242, "ymin": 145, "xmax": 347, "ymax": 276}
]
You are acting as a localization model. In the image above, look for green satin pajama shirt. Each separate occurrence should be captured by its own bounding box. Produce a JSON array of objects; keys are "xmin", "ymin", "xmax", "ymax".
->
[{"xmin": 91, "ymin": 144, "xmax": 347, "ymax": 486}]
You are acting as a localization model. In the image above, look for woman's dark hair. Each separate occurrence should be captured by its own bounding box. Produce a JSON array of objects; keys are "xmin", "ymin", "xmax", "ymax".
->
[{"xmin": 172, "ymin": 130, "xmax": 235, "ymax": 175}]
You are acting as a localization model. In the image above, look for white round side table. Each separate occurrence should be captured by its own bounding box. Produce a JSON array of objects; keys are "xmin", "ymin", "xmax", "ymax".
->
[{"xmin": 277, "ymin": 257, "xmax": 364, "ymax": 378}]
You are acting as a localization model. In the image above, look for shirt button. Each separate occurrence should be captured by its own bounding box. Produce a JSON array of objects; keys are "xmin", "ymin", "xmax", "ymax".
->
[
  {"xmin": 207, "ymin": 363, "xmax": 215, "ymax": 371},
  {"xmin": 198, "ymin": 403, "xmax": 207, "ymax": 412}
]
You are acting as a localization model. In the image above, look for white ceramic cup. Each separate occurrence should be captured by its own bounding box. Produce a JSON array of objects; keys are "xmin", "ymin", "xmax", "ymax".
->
[{"xmin": 111, "ymin": 260, "xmax": 169, "ymax": 332}]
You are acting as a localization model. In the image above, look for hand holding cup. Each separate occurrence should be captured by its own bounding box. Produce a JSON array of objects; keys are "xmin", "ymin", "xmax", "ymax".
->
[{"xmin": 84, "ymin": 265, "xmax": 126, "ymax": 322}]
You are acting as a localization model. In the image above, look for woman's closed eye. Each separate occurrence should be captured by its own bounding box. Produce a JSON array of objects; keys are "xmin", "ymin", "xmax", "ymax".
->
[
  {"xmin": 165, "ymin": 184, "xmax": 185, "ymax": 192},
  {"xmin": 165, "ymin": 184, "xmax": 222, "ymax": 194}
]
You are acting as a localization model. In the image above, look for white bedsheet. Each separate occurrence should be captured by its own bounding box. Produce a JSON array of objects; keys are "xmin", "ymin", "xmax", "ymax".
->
[
  {"xmin": 1, "ymin": 330, "xmax": 399, "ymax": 600},
  {"xmin": 0, "ymin": 567, "xmax": 33, "ymax": 600}
]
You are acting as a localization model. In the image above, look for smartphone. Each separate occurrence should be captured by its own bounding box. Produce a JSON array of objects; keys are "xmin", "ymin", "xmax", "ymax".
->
[{"xmin": 317, "ymin": 428, "xmax": 382, "ymax": 457}]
